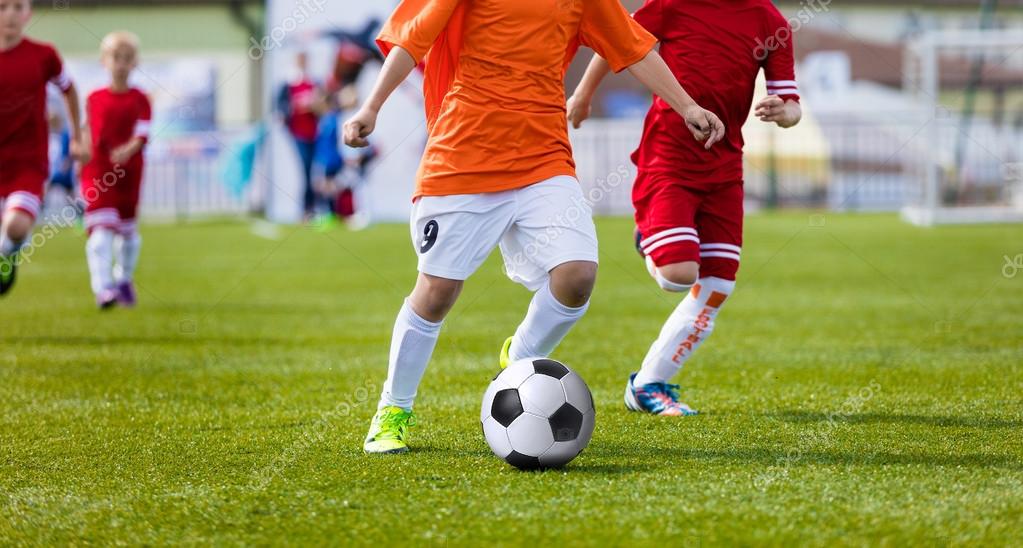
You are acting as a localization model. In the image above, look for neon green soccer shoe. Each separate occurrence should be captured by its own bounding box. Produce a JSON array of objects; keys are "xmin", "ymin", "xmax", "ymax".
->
[
  {"xmin": 499, "ymin": 336, "xmax": 513, "ymax": 369},
  {"xmin": 363, "ymin": 406, "xmax": 416, "ymax": 454},
  {"xmin": 0, "ymin": 255, "xmax": 17, "ymax": 297}
]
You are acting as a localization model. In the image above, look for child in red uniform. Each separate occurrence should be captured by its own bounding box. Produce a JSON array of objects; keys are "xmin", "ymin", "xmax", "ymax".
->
[
  {"xmin": 569, "ymin": 0, "xmax": 803, "ymax": 415},
  {"xmin": 81, "ymin": 31, "xmax": 152, "ymax": 309},
  {"xmin": 0, "ymin": 0, "xmax": 86, "ymax": 296}
]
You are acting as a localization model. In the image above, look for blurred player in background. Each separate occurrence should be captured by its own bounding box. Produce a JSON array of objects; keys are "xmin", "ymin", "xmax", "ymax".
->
[
  {"xmin": 311, "ymin": 91, "xmax": 344, "ymax": 225},
  {"xmin": 345, "ymin": 0, "xmax": 725, "ymax": 454},
  {"xmin": 44, "ymin": 89, "xmax": 80, "ymax": 222},
  {"xmin": 81, "ymin": 31, "xmax": 152, "ymax": 309},
  {"xmin": 338, "ymin": 137, "xmax": 378, "ymax": 230},
  {"xmin": 0, "ymin": 0, "xmax": 86, "ymax": 296},
  {"xmin": 569, "ymin": 0, "xmax": 803, "ymax": 416},
  {"xmin": 276, "ymin": 52, "xmax": 322, "ymax": 221}
]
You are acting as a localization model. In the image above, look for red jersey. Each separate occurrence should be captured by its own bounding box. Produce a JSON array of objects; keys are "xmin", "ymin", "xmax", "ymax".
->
[
  {"xmin": 629, "ymin": 0, "xmax": 800, "ymax": 186},
  {"xmin": 0, "ymin": 38, "xmax": 72, "ymax": 176},
  {"xmin": 82, "ymin": 87, "xmax": 152, "ymax": 180},
  {"xmin": 285, "ymin": 79, "xmax": 319, "ymax": 142}
]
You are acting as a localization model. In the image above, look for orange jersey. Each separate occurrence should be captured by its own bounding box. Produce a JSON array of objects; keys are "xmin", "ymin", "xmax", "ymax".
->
[{"xmin": 378, "ymin": 0, "xmax": 656, "ymax": 198}]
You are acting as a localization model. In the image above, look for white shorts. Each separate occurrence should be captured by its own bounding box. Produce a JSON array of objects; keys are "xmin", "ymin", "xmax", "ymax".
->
[{"xmin": 410, "ymin": 176, "xmax": 599, "ymax": 291}]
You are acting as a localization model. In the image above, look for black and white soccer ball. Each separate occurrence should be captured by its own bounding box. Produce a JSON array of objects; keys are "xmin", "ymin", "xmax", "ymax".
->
[{"xmin": 480, "ymin": 358, "xmax": 595, "ymax": 470}]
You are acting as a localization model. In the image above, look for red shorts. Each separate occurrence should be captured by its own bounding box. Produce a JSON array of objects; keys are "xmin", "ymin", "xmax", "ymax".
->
[
  {"xmin": 81, "ymin": 164, "xmax": 142, "ymax": 235},
  {"xmin": 0, "ymin": 162, "xmax": 46, "ymax": 221},
  {"xmin": 633, "ymin": 174, "xmax": 743, "ymax": 280}
]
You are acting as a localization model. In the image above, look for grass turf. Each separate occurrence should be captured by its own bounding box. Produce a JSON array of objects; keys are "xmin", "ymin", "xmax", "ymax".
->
[{"xmin": 1, "ymin": 213, "xmax": 1021, "ymax": 545}]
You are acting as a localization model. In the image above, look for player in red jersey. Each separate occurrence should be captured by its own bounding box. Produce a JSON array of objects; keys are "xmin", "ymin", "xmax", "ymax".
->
[
  {"xmin": 568, "ymin": 0, "xmax": 803, "ymax": 415},
  {"xmin": 81, "ymin": 31, "xmax": 152, "ymax": 309},
  {"xmin": 0, "ymin": 0, "xmax": 87, "ymax": 296}
]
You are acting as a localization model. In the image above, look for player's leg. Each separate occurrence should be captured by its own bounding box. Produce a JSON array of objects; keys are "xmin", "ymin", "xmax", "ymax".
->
[
  {"xmin": 632, "ymin": 181, "xmax": 744, "ymax": 414},
  {"xmin": 365, "ymin": 192, "xmax": 516, "ymax": 454},
  {"xmin": 84, "ymin": 207, "xmax": 121, "ymax": 309},
  {"xmin": 626, "ymin": 179, "xmax": 704, "ymax": 415},
  {"xmin": 112, "ymin": 218, "xmax": 140, "ymax": 307},
  {"xmin": 0, "ymin": 174, "xmax": 44, "ymax": 296},
  {"xmin": 500, "ymin": 176, "xmax": 599, "ymax": 366},
  {"xmin": 297, "ymin": 140, "xmax": 316, "ymax": 218},
  {"xmin": 112, "ymin": 179, "xmax": 142, "ymax": 306}
]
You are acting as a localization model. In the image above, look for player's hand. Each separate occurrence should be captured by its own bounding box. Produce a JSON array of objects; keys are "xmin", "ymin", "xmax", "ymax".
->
[
  {"xmin": 755, "ymin": 96, "xmax": 801, "ymax": 128},
  {"xmin": 109, "ymin": 142, "xmax": 138, "ymax": 165},
  {"xmin": 343, "ymin": 107, "xmax": 377, "ymax": 148},
  {"xmin": 683, "ymin": 105, "xmax": 725, "ymax": 149},
  {"xmin": 566, "ymin": 95, "xmax": 591, "ymax": 129},
  {"xmin": 70, "ymin": 138, "xmax": 91, "ymax": 164}
]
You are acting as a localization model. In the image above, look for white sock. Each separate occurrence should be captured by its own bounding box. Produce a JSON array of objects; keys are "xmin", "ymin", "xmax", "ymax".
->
[
  {"xmin": 634, "ymin": 276, "xmax": 736, "ymax": 386},
  {"xmin": 508, "ymin": 281, "xmax": 589, "ymax": 361},
  {"xmin": 114, "ymin": 230, "xmax": 142, "ymax": 283},
  {"xmin": 0, "ymin": 233, "xmax": 25, "ymax": 258},
  {"xmin": 379, "ymin": 299, "xmax": 444, "ymax": 411},
  {"xmin": 86, "ymin": 229, "xmax": 116, "ymax": 295}
]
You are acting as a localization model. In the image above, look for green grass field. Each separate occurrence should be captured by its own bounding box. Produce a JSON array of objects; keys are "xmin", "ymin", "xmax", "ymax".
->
[{"xmin": 1, "ymin": 213, "xmax": 1021, "ymax": 545}]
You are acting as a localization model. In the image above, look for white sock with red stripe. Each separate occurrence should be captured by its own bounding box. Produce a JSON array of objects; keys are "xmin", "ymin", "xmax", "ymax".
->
[
  {"xmin": 86, "ymin": 228, "xmax": 116, "ymax": 295},
  {"xmin": 634, "ymin": 276, "xmax": 735, "ymax": 386},
  {"xmin": 379, "ymin": 299, "xmax": 444, "ymax": 411},
  {"xmin": 508, "ymin": 281, "xmax": 589, "ymax": 361},
  {"xmin": 114, "ymin": 230, "xmax": 142, "ymax": 283}
]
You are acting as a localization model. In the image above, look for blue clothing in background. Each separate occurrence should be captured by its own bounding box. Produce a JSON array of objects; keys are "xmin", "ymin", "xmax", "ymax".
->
[{"xmin": 314, "ymin": 112, "xmax": 343, "ymax": 177}]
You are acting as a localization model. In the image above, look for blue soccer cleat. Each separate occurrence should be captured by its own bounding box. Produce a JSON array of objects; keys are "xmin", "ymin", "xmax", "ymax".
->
[{"xmin": 624, "ymin": 373, "xmax": 699, "ymax": 416}]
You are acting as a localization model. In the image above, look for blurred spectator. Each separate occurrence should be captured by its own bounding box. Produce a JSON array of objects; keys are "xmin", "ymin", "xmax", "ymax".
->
[
  {"xmin": 276, "ymin": 51, "xmax": 322, "ymax": 219},
  {"xmin": 312, "ymin": 92, "xmax": 344, "ymax": 221}
]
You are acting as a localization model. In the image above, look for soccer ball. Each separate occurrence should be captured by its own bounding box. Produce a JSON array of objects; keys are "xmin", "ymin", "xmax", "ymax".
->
[{"xmin": 480, "ymin": 357, "xmax": 595, "ymax": 470}]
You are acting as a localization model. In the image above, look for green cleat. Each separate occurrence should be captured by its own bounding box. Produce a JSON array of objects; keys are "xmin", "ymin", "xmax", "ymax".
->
[
  {"xmin": 0, "ymin": 255, "xmax": 17, "ymax": 297},
  {"xmin": 499, "ymin": 336, "xmax": 513, "ymax": 369},
  {"xmin": 363, "ymin": 406, "xmax": 416, "ymax": 454}
]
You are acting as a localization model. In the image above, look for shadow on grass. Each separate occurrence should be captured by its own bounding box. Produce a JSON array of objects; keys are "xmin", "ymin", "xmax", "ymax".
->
[
  {"xmin": 562, "ymin": 461, "xmax": 650, "ymax": 475},
  {"xmin": 770, "ymin": 410, "xmax": 1023, "ymax": 429},
  {"xmin": 409, "ymin": 446, "xmax": 650, "ymax": 475},
  {"xmin": 596, "ymin": 444, "xmax": 1023, "ymax": 471}
]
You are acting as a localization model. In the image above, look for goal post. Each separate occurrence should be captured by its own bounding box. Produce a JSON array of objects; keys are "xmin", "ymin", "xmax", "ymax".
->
[{"xmin": 901, "ymin": 29, "xmax": 1023, "ymax": 226}]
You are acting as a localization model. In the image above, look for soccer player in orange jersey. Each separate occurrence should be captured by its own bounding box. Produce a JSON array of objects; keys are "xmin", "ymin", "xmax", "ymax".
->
[{"xmin": 345, "ymin": 0, "xmax": 726, "ymax": 454}]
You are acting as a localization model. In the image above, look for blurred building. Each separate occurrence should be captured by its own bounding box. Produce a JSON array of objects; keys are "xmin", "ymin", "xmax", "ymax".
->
[
  {"xmin": 30, "ymin": 0, "xmax": 264, "ymax": 127},
  {"xmin": 569, "ymin": 0, "xmax": 1023, "ymax": 217}
]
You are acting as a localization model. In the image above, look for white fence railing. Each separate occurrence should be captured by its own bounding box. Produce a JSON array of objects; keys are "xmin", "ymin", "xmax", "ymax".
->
[
  {"xmin": 140, "ymin": 131, "xmax": 258, "ymax": 220},
  {"xmin": 123, "ymin": 116, "xmax": 1017, "ymax": 220}
]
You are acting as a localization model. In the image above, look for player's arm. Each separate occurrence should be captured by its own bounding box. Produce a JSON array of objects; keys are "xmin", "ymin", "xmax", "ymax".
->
[
  {"xmin": 62, "ymin": 83, "xmax": 90, "ymax": 163},
  {"xmin": 343, "ymin": 46, "xmax": 416, "ymax": 148},
  {"xmin": 626, "ymin": 51, "xmax": 725, "ymax": 149},
  {"xmin": 110, "ymin": 94, "xmax": 152, "ymax": 164},
  {"xmin": 344, "ymin": 0, "xmax": 462, "ymax": 147},
  {"xmin": 567, "ymin": 55, "xmax": 612, "ymax": 129},
  {"xmin": 570, "ymin": 51, "xmax": 724, "ymax": 149},
  {"xmin": 758, "ymin": 9, "xmax": 801, "ymax": 129},
  {"xmin": 109, "ymin": 136, "xmax": 145, "ymax": 165},
  {"xmin": 755, "ymin": 96, "xmax": 801, "ymax": 128}
]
